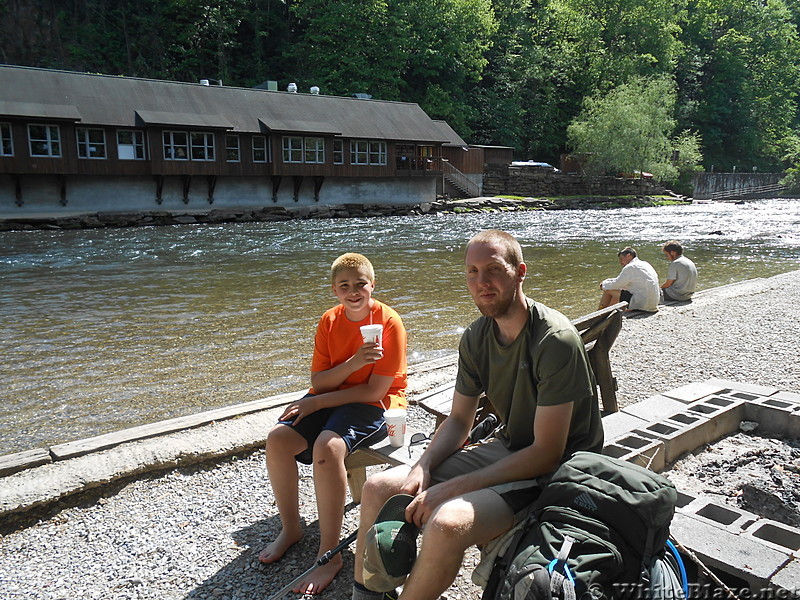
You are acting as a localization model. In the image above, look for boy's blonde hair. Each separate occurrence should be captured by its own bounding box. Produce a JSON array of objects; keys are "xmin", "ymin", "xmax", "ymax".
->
[{"xmin": 330, "ymin": 253, "xmax": 375, "ymax": 283}]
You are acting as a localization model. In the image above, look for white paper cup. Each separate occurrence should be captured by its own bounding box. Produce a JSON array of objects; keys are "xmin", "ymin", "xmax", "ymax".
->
[
  {"xmin": 383, "ymin": 408, "xmax": 407, "ymax": 447},
  {"xmin": 360, "ymin": 324, "xmax": 383, "ymax": 346}
]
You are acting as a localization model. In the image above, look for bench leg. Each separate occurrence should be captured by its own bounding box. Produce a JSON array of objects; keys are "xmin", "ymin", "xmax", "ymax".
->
[
  {"xmin": 589, "ymin": 341, "xmax": 619, "ymax": 413},
  {"xmin": 346, "ymin": 466, "xmax": 367, "ymax": 504}
]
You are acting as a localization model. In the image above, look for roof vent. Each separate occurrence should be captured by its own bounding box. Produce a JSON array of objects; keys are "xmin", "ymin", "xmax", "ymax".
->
[
  {"xmin": 310, "ymin": 86, "xmax": 320, "ymax": 95},
  {"xmin": 287, "ymin": 82, "xmax": 298, "ymax": 93}
]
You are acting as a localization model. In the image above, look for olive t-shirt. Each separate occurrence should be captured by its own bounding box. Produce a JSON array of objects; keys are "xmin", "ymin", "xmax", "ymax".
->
[{"xmin": 455, "ymin": 299, "xmax": 603, "ymax": 456}]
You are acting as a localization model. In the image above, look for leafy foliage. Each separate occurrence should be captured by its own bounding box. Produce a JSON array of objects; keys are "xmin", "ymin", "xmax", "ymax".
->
[{"xmin": 4, "ymin": 0, "xmax": 800, "ymax": 174}]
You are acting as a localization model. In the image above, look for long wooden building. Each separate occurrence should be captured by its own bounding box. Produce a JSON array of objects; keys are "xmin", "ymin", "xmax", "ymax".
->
[{"xmin": 0, "ymin": 65, "xmax": 480, "ymax": 215}]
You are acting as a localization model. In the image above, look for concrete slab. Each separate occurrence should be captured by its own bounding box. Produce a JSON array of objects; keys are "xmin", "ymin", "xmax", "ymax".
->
[
  {"xmin": 602, "ymin": 411, "xmax": 648, "ymax": 444},
  {"xmin": 771, "ymin": 558, "xmax": 800, "ymax": 598},
  {"xmin": 705, "ymin": 377, "xmax": 780, "ymax": 397},
  {"xmin": 661, "ymin": 381, "xmax": 727, "ymax": 403},
  {"xmin": 671, "ymin": 512, "xmax": 792, "ymax": 590},
  {"xmin": 773, "ymin": 390, "xmax": 800, "ymax": 403},
  {"xmin": 621, "ymin": 394, "xmax": 687, "ymax": 422}
]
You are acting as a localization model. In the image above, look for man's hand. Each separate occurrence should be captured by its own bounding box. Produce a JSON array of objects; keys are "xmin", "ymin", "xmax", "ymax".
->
[
  {"xmin": 279, "ymin": 395, "xmax": 319, "ymax": 425},
  {"xmin": 404, "ymin": 478, "xmax": 464, "ymax": 528}
]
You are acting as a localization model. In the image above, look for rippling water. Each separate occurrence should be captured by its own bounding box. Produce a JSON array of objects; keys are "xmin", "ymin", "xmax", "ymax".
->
[{"xmin": 2, "ymin": 199, "xmax": 799, "ymax": 454}]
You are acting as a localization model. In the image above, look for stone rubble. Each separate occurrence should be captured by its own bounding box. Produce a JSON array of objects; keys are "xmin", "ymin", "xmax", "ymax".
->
[{"xmin": 0, "ymin": 270, "xmax": 798, "ymax": 599}]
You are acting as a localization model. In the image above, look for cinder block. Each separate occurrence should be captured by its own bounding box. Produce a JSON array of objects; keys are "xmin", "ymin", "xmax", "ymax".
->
[
  {"xmin": 601, "ymin": 411, "xmax": 648, "ymax": 444},
  {"xmin": 671, "ymin": 512, "xmax": 792, "ymax": 590},
  {"xmin": 771, "ymin": 558, "xmax": 800, "ymax": 598},
  {"xmin": 602, "ymin": 435, "xmax": 665, "ymax": 472},
  {"xmin": 685, "ymin": 395, "xmax": 746, "ymax": 437},
  {"xmin": 621, "ymin": 394, "xmax": 688, "ymax": 422},
  {"xmin": 743, "ymin": 399, "xmax": 800, "ymax": 437},
  {"xmin": 689, "ymin": 499, "xmax": 759, "ymax": 533},
  {"xmin": 744, "ymin": 519, "xmax": 800, "ymax": 555},
  {"xmin": 634, "ymin": 410, "xmax": 718, "ymax": 464},
  {"xmin": 661, "ymin": 381, "xmax": 727, "ymax": 403}
]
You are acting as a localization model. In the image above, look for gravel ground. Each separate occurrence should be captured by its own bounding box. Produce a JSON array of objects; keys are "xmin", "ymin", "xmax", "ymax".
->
[{"xmin": 1, "ymin": 270, "xmax": 798, "ymax": 600}]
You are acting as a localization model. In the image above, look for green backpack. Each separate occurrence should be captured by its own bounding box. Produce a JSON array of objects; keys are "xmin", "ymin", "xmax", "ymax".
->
[{"xmin": 483, "ymin": 452, "xmax": 686, "ymax": 600}]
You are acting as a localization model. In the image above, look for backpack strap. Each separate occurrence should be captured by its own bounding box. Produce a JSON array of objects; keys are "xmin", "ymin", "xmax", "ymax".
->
[
  {"xmin": 481, "ymin": 513, "xmax": 538, "ymax": 600},
  {"xmin": 548, "ymin": 536, "xmax": 577, "ymax": 600}
]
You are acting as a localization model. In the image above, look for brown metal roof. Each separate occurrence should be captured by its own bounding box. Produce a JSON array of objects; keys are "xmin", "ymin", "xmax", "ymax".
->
[
  {"xmin": 431, "ymin": 120, "xmax": 468, "ymax": 147},
  {"xmin": 0, "ymin": 65, "xmax": 450, "ymax": 143}
]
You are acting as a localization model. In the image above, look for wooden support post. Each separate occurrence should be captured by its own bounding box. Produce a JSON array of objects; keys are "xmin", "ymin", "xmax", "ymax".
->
[
  {"xmin": 155, "ymin": 175, "xmax": 165, "ymax": 205},
  {"xmin": 182, "ymin": 175, "xmax": 191, "ymax": 204},
  {"xmin": 293, "ymin": 176, "xmax": 303, "ymax": 202},
  {"xmin": 588, "ymin": 309, "xmax": 623, "ymax": 413},
  {"xmin": 314, "ymin": 176, "xmax": 324, "ymax": 202},
  {"xmin": 59, "ymin": 175, "xmax": 67, "ymax": 206},
  {"xmin": 13, "ymin": 174, "xmax": 22, "ymax": 206},
  {"xmin": 271, "ymin": 176, "xmax": 281, "ymax": 202},
  {"xmin": 207, "ymin": 175, "xmax": 217, "ymax": 204}
]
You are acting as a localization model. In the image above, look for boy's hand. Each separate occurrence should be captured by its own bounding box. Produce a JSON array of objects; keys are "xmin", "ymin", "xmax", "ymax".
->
[
  {"xmin": 352, "ymin": 341, "xmax": 383, "ymax": 367},
  {"xmin": 280, "ymin": 396, "xmax": 318, "ymax": 425}
]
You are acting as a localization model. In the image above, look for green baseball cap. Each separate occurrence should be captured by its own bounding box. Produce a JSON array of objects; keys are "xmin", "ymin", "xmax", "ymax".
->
[{"xmin": 362, "ymin": 494, "xmax": 420, "ymax": 592}]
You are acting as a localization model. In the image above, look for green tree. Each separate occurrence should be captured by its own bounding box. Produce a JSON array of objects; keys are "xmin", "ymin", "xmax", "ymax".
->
[
  {"xmin": 676, "ymin": 0, "xmax": 800, "ymax": 171},
  {"xmin": 567, "ymin": 75, "xmax": 680, "ymax": 180}
]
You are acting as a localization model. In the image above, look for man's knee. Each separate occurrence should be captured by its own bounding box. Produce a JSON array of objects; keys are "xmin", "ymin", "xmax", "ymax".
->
[{"xmin": 362, "ymin": 466, "xmax": 409, "ymax": 505}]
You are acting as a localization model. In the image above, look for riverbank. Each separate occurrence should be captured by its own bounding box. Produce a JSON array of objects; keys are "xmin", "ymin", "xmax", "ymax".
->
[
  {"xmin": 1, "ymin": 270, "xmax": 798, "ymax": 599},
  {"xmin": 0, "ymin": 193, "xmax": 689, "ymax": 231}
]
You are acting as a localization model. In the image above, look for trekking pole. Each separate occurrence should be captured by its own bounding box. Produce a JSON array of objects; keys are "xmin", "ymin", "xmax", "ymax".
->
[
  {"xmin": 669, "ymin": 536, "xmax": 741, "ymax": 600},
  {"xmin": 266, "ymin": 529, "xmax": 359, "ymax": 600}
]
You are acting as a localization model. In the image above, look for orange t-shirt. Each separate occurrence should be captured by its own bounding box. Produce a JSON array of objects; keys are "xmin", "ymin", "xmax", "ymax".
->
[{"xmin": 310, "ymin": 300, "xmax": 407, "ymax": 410}]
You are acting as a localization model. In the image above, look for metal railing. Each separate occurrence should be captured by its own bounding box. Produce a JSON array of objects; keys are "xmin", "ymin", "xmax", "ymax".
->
[{"xmin": 441, "ymin": 160, "xmax": 481, "ymax": 198}]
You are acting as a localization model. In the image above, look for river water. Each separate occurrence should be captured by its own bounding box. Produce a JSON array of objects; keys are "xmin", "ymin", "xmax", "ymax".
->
[{"xmin": 2, "ymin": 199, "xmax": 799, "ymax": 454}]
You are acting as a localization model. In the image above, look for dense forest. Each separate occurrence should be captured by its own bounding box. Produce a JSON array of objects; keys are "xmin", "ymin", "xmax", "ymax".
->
[{"xmin": 3, "ymin": 0, "xmax": 800, "ymax": 177}]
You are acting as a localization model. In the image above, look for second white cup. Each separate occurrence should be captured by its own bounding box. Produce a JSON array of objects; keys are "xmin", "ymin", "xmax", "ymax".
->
[{"xmin": 383, "ymin": 408, "xmax": 407, "ymax": 447}]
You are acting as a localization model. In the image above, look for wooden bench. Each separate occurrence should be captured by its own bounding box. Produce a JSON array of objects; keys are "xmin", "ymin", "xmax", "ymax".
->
[
  {"xmin": 417, "ymin": 301, "xmax": 627, "ymax": 427},
  {"xmin": 344, "ymin": 302, "xmax": 626, "ymax": 502},
  {"xmin": 344, "ymin": 429, "xmax": 428, "ymax": 503}
]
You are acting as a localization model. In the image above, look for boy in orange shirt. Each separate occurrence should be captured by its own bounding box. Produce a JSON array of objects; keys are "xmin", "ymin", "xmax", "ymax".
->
[{"xmin": 259, "ymin": 253, "xmax": 408, "ymax": 595}]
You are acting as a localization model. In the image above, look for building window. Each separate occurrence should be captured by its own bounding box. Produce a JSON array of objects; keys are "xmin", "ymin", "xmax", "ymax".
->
[
  {"xmin": 304, "ymin": 137, "xmax": 325, "ymax": 164},
  {"xmin": 191, "ymin": 132, "xmax": 215, "ymax": 161},
  {"xmin": 253, "ymin": 136, "xmax": 268, "ymax": 163},
  {"xmin": 283, "ymin": 136, "xmax": 304, "ymax": 163},
  {"xmin": 163, "ymin": 131, "xmax": 189, "ymax": 160},
  {"xmin": 333, "ymin": 139, "xmax": 343, "ymax": 164},
  {"xmin": 76, "ymin": 127, "xmax": 107, "ymax": 159},
  {"xmin": 369, "ymin": 141, "xmax": 387, "ymax": 165},
  {"xmin": 351, "ymin": 140, "xmax": 369, "ymax": 165},
  {"xmin": 28, "ymin": 124, "xmax": 61, "ymax": 157},
  {"xmin": 226, "ymin": 135, "xmax": 240, "ymax": 162},
  {"xmin": 117, "ymin": 130, "xmax": 146, "ymax": 160},
  {"xmin": 1, "ymin": 123, "xmax": 13, "ymax": 156}
]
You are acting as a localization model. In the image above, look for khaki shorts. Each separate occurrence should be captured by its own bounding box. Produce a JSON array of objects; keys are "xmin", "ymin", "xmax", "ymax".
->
[{"xmin": 430, "ymin": 438, "xmax": 546, "ymax": 524}]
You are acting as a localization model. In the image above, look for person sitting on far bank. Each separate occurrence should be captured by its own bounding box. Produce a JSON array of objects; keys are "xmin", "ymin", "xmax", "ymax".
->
[
  {"xmin": 599, "ymin": 246, "xmax": 660, "ymax": 312},
  {"xmin": 259, "ymin": 252, "xmax": 407, "ymax": 595},
  {"xmin": 350, "ymin": 230, "xmax": 604, "ymax": 600},
  {"xmin": 660, "ymin": 240, "xmax": 698, "ymax": 302}
]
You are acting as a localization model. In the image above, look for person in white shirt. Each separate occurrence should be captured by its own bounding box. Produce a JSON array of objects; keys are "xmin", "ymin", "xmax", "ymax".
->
[
  {"xmin": 599, "ymin": 246, "xmax": 660, "ymax": 312},
  {"xmin": 660, "ymin": 240, "xmax": 698, "ymax": 302}
]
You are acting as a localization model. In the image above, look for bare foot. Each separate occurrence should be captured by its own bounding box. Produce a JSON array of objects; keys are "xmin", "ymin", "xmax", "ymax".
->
[
  {"xmin": 258, "ymin": 528, "xmax": 304, "ymax": 564},
  {"xmin": 292, "ymin": 553, "xmax": 343, "ymax": 595}
]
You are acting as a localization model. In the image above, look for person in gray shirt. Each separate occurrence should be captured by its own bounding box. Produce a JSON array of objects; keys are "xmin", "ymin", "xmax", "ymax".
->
[{"xmin": 660, "ymin": 240, "xmax": 698, "ymax": 301}]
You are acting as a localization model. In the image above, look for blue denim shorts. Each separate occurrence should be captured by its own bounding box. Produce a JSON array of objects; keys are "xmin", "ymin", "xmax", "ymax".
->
[{"xmin": 279, "ymin": 394, "xmax": 388, "ymax": 465}]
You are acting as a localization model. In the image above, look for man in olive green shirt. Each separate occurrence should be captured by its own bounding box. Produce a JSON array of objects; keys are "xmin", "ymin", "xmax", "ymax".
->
[{"xmin": 352, "ymin": 229, "xmax": 603, "ymax": 600}]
